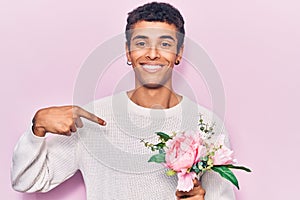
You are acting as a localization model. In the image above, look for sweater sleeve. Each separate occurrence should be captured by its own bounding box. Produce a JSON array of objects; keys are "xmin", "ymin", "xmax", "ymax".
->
[
  {"xmin": 11, "ymin": 128, "xmax": 79, "ymax": 192},
  {"xmin": 201, "ymin": 170, "xmax": 236, "ymax": 200},
  {"xmin": 199, "ymin": 109, "xmax": 236, "ymax": 199},
  {"xmin": 200, "ymin": 133, "xmax": 236, "ymax": 200}
]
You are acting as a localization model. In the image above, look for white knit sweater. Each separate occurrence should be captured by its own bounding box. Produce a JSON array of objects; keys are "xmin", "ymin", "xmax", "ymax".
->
[{"xmin": 11, "ymin": 92, "xmax": 236, "ymax": 200}]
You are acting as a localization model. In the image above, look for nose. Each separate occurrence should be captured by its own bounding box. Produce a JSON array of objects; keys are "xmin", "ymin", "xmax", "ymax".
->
[{"xmin": 146, "ymin": 46, "xmax": 160, "ymax": 60}]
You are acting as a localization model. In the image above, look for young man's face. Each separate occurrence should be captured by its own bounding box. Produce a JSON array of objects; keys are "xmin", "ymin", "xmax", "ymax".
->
[{"xmin": 126, "ymin": 21, "xmax": 183, "ymax": 89}]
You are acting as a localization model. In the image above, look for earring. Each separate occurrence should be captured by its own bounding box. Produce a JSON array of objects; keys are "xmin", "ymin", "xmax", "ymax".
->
[
  {"xmin": 127, "ymin": 61, "xmax": 132, "ymax": 66},
  {"xmin": 175, "ymin": 60, "xmax": 180, "ymax": 65}
]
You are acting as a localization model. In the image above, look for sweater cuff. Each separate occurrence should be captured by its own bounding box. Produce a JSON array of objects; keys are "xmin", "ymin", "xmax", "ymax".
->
[{"xmin": 25, "ymin": 126, "xmax": 47, "ymax": 144}]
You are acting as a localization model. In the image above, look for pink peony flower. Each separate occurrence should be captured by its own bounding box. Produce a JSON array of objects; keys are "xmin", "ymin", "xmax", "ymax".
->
[
  {"xmin": 212, "ymin": 145, "xmax": 237, "ymax": 165},
  {"xmin": 177, "ymin": 171, "xmax": 197, "ymax": 192},
  {"xmin": 165, "ymin": 130, "xmax": 207, "ymax": 171}
]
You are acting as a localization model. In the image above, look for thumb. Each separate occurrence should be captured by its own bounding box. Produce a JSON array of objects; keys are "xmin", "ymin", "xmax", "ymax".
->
[{"xmin": 193, "ymin": 178, "xmax": 200, "ymax": 187}]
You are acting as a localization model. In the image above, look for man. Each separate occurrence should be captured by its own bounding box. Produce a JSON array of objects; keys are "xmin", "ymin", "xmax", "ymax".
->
[{"xmin": 11, "ymin": 2, "xmax": 235, "ymax": 199}]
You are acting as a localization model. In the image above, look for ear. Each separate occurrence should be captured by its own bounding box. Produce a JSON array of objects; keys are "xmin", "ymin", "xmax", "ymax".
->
[
  {"xmin": 125, "ymin": 42, "xmax": 131, "ymax": 62},
  {"xmin": 176, "ymin": 45, "xmax": 184, "ymax": 62}
]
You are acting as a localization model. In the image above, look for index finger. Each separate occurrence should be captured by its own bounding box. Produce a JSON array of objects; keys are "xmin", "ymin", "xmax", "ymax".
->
[{"xmin": 74, "ymin": 106, "xmax": 106, "ymax": 126}]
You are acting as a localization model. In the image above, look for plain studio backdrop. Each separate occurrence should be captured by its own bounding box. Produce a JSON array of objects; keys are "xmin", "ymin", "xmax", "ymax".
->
[{"xmin": 1, "ymin": 0, "xmax": 299, "ymax": 199}]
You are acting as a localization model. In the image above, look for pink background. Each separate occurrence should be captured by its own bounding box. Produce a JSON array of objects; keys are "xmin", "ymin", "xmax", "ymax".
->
[{"xmin": 1, "ymin": 0, "xmax": 299, "ymax": 199}]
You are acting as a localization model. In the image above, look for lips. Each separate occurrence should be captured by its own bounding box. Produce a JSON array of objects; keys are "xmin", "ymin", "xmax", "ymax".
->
[{"xmin": 141, "ymin": 64, "xmax": 163, "ymax": 73}]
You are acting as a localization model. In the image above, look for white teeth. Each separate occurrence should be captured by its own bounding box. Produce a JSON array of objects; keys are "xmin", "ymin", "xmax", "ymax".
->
[{"xmin": 142, "ymin": 65, "xmax": 162, "ymax": 70}]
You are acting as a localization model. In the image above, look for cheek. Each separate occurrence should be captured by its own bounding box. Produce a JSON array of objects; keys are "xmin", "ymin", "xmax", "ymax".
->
[
  {"xmin": 159, "ymin": 50, "xmax": 177, "ymax": 62},
  {"xmin": 128, "ymin": 50, "xmax": 146, "ymax": 62}
]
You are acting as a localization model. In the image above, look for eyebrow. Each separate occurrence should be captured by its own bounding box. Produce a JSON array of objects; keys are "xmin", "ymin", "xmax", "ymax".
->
[
  {"xmin": 132, "ymin": 35, "xmax": 176, "ymax": 41},
  {"xmin": 132, "ymin": 35, "xmax": 148, "ymax": 40},
  {"xmin": 159, "ymin": 35, "xmax": 175, "ymax": 41}
]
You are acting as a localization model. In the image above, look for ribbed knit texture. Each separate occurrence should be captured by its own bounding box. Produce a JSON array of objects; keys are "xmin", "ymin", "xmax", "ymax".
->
[{"xmin": 11, "ymin": 92, "xmax": 235, "ymax": 200}]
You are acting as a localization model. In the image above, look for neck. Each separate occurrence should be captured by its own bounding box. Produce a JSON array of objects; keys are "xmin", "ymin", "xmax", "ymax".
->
[{"xmin": 127, "ymin": 86, "xmax": 182, "ymax": 109}]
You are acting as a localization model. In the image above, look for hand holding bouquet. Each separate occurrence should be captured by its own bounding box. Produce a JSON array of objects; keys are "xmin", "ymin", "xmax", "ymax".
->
[{"xmin": 142, "ymin": 116, "xmax": 251, "ymax": 192}]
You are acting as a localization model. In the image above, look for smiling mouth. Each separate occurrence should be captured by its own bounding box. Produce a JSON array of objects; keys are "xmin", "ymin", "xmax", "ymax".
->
[{"xmin": 141, "ymin": 64, "xmax": 164, "ymax": 73}]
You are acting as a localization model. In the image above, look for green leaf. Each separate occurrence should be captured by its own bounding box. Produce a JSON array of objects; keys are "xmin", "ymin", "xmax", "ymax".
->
[
  {"xmin": 225, "ymin": 165, "xmax": 252, "ymax": 172},
  {"xmin": 156, "ymin": 142, "xmax": 166, "ymax": 149},
  {"xmin": 156, "ymin": 132, "xmax": 172, "ymax": 141},
  {"xmin": 166, "ymin": 169, "xmax": 177, "ymax": 176},
  {"xmin": 212, "ymin": 166, "xmax": 240, "ymax": 189},
  {"xmin": 148, "ymin": 153, "xmax": 166, "ymax": 163}
]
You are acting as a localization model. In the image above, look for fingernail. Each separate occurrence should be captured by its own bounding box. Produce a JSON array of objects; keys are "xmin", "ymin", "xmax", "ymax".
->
[{"xmin": 98, "ymin": 119, "xmax": 106, "ymax": 126}]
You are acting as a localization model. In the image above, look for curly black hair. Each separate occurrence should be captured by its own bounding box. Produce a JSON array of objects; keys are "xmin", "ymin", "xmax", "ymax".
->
[{"xmin": 125, "ymin": 2, "xmax": 185, "ymax": 53}]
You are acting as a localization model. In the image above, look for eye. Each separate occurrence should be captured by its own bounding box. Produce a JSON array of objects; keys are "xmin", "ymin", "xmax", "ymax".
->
[
  {"xmin": 160, "ymin": 41, "xmax": 172, "ymax": 48},
  {"xmin": 135, "ymin": 41, "xmax": 146, "ymax": 47}
]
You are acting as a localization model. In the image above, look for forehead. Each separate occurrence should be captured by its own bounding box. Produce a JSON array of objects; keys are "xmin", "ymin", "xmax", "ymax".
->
[{"xmin": 130, "ymin": 21, "xmax": 178, "ymax": 40}]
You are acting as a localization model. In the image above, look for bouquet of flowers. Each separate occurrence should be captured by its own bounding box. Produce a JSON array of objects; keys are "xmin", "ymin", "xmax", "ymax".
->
[{"xmin": 142, "ymin": 115, "xmax": 251, "ymax": 192}]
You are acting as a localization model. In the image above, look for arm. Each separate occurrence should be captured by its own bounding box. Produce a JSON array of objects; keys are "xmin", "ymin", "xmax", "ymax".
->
[
  {"xmin": 11, "ymin": 129, "xmax": 79, "ymax": 192},
  {"xmin": 201, "ymin": 170, "xmax": 236, "ymax": 200},
  {"xmin": 174, "ymin": 121, "xmax": 235, "ymax": 199},
  {"xmin": 200, "ymin": 113, "xmax": 236, "ymax": 200},
  {"xmin": 11, "ymin": 105, "xmax": 106, "ymax": 192},
  {"xmin": 179, "ymin": 108, "xmax": 235, "ymax": 200}
]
